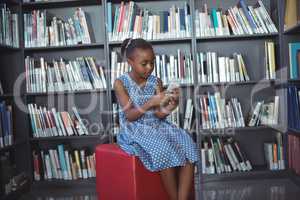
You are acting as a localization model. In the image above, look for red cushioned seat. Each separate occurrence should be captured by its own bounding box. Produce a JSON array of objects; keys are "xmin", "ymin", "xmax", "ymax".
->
[{"xmin": 96, "ymin": 144, "xmax": 194, "ymax": 200}]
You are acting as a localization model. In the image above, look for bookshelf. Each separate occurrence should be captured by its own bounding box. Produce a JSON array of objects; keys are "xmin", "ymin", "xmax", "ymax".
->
[{"xmin": 0, "ymin": 0, "xmax": 299, "ymax": 199}]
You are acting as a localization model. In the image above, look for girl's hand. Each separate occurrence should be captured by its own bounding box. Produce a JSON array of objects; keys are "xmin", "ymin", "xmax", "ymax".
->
[{"xmin": 150, "ymin": 92, "xmax": 170, "ymax": 107}]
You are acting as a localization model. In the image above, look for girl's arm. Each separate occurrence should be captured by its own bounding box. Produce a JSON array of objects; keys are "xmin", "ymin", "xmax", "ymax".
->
[
  {"xmin": 154, "ymin": 78, "xmax": 179, "ymax": 119},
  {"xmin": 114, "ymin": 79, "xmax": 165, "ymax": 122}
]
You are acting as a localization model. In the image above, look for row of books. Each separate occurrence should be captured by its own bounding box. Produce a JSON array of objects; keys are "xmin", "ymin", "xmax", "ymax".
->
[
  {"xmin": 0, "ymin": 4, "xmax": 19, "ymax": 47},
  {"xmin": 0, "ymin": 152, "xmax": 28, "ymax": 197},
  {"xmin": 199, "ymin": 93, "xmax": 245, "ymax": 130},
  {"xmin": 288, "ymin": 134, "xmax": 300, "ymax": 175},
  {"xmin": 289, "ymin": 42, "xmax": 300, "ymax": 79},
  {"xmin": 248, "ymin": 96, "xmax": 279, "ymax": 127},
  {"xmin": 0, "ymin": 101, "xmax": 13, "ymax": 148},
  {"xmin": 32, "ymin": 144, "xmax": 95, "ymax": 181},
  {"xmin": 27, "ymin": 104, "xmax": 89, "ymax": 138},
  {"xmin": 107, "ymin": 1, "xmax": 191, "ymax": 41},
  {"xmin": 153, "ymin": 51, "xmax": 194, "ymax": 85},
  {"xmin": 201, "ymin": 136, "xmax": 252, "ymax": 174},
  {"xmin": 288, "ymin": 86, "xmax": 300, "ymax": 130},
  {"xmin": 25, "ymin": 56, "xmax": 107, "ymax": 93},
  {"xmin": 24, "ymin": 8, "xmax": 93, "ymax": 48},
  {"xmin": 30, "ymin": 195, "xmax": 97, "ymax": 200},
  {"xmin": 167, "ymin": 98, "xmax": 194, "ymax": 132},
  {"xmin": 111, "ymin": 50, "xmax": 194, "ymax": 86},
  {"xmin": 284, "ymin": 0, "xmax": 300, "ymax": 30},
  {"xmin": 195, "ymin": 0, "xmax": 277, "ymax": 38},
  {"xmin": 196, "ymin": 52, "xmax": 250, "ymax": 84},
  {"xmin": 264, "ymin": 134, "xmax": 285, "ymax": 171}
]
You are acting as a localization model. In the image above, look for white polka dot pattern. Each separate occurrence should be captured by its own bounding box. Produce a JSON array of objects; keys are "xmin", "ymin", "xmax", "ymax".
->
[{"xmin": 116, "ymin": 73, "xmax": 199, "ymax": 172}]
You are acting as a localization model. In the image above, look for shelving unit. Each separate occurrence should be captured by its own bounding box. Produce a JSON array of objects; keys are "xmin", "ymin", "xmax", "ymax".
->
[{"xmin": 0, "ymin": 0, "xmax": 299, "ymax": 199}]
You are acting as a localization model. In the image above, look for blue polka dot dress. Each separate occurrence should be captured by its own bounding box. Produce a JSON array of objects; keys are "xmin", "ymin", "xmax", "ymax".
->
[{"xmin": 116, "ymin": 73, "xmax": 199, "ymax": 172}]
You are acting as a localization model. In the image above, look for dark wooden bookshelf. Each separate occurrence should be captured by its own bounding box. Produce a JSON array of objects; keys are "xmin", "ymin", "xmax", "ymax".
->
[
  {"xmin": 196, "ymin": 33, "xmax": 278, "ymax": 42},
  {"xmin": 109, "ymin": 37, "xmax": 193, "ymax": 46},
  {"xmin": 195, "ymin": 80, "xmax": 279, "ymax": 87},
  {"xmin": 25, "ymin": 88, "xmax": 108, "ymax": 96},
  {"xmin": 32, "ymin": 178, "xmax": 96, "ymax": 189},
  {"xmin": 288, "ymin": 128, "xmax": 300, "ymax": 136},
  {"xmin": 202, "ymin": 167, "xmax": 292, "ymax": 183},
  {"xmin": 2, "ymin": 180, "xmax": 30, "ymax": 200},
  {"xmin": 0, "ymin": 0, "xmax": 298, "ymax": 199},
  {"xmin": 198, "ymin": 125, "xmax": 281, "ymax": 135},
  {"xmin": 284, "ymin": 23, "xmax": 300, "ymax": 35},
  {"xmin": 22, "ymin": 0, "xmax": 101, "ymax": 9},
  {"xmin": 24, "ymin": 43, "xmax": 105, "ymax": 52},
  {"xmin": 0, "ymin": 44, "xmax": 20, "ymax": 51}
]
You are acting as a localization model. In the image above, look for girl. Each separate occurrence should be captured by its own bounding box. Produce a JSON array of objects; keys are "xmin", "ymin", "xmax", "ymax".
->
[{"xmin": 113, "ymin": 38, "xmax": 199, "ymax": 200}]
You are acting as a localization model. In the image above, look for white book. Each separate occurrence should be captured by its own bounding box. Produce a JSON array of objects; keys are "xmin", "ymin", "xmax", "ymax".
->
[
  {"xmin": 212, "ymin": 52, "xmax": 219, "ymax": 83},
  {"xmin": 64, "ymin": 151, "xmax": 72, "ymax": 180},
  {"xmin": 273, "ymin": 96, "xmax": 279, "ymax": 125},
  {"xmin": 248, "ymin": 101, "xmax": 263, "ymax": 126},
  {"xmin": 218, "ymin": 57, "xmax": 226, "ymax": 82},
  {"xmin": 45, "ymin": 154, "xmax": 53, "ymax": 180}
]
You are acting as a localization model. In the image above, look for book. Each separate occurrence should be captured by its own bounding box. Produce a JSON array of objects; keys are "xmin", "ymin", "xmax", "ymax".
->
[
  {"xmin": 289, "ymin": 43, "xmax": 300, "ymax": 79},
  {"xmin": 284, "ymin": 0, "xmax": 299, "ymax": 30}
]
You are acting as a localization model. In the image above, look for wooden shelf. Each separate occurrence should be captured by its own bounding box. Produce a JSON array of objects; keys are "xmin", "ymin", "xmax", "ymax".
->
[
  {"xmin": 2, "ymin": 180, "xmax": 30, "ymax": 200},
  {"xmin": 196, "ymin": 33, "xmax": 278, "ymax": 42},
  {"xmin": 284, "ymin": 23, "xmax": 300, "ymax": 34},
  {"xmin": 109, "ymin": 37, "xmax": 192, "ymax": 46},
  {"xmin": 196, "ymin": 80, "xmax": 278, "ymax": 87},
  {"xmin": 0, "ymin": 44, "xmax": 20, "ymax": 51},
  {"xmin": 24, "ymin": 43, "xmax": 104, "ymax": 52},
  {"xmin": 26, "ymin": 88, "xmax": 108, "ymax": 96},
  {"xmin": 32, "ymin": 178, "xmax": 96, "ymax": 189},
  {"xmin": 22, "ymin": 0, "xmax": 101, "ymax": 9},
  {"xmin": 198, "ymin": 126, "xmax": 280, "ymax": 135},
  {"xmin": 30, "ymin": 134, "xmax": 107, "ymax": 142},
  {"xmin": 201, "ymin": 167, "xmax": 291, "ymax": 183}
]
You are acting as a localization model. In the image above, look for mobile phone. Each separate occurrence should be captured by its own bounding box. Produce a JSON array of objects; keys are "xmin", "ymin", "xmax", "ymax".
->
[{"xmin": 166, "ymin": 82, "xmax": 180, "ymax": 93}]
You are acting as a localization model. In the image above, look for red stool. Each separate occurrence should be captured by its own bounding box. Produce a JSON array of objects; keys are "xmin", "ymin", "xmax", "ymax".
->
[{"xmin": 96, "ymin": 143, "xmax": 195, "ymax": 200}]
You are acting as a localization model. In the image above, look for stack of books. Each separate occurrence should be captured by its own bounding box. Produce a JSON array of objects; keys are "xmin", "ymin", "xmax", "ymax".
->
[
  {"xmin": 32, "ymin": 144, "xmax": 96, "ymax": 181},
  {"xmin": 24, "ymin": 8, "xmax": 93, "ymax": 47},
  {"xmin": 110, "ymin": 50, "xmax": 194, "ymax": 87},
  {"xmin": 201, "ymin": 136, "xmax": 252, "ymax": 174},
  {"xmin": 195, "ymin": 0, "xmax": 278, "ymax": 38},
  {"xmin": 27, "ymin": 104, "xmax": 89, "ymax": 138},
  {"xmin": 264, "ymin": 134, "xmax": 285, "ymax": 171},
  {"xmin": 248, "ymin": 96, "xmax": 279, "ymax": 127},
  {"xmin": 0, "ymin": 4, "xmax": 19, "ymax": 47},
  {"xmin": 107, "ymin": 1, "xmax": 191, "ymax": 41},
  {"xmin": 199, "ymin": 92, "xmax": 245, "ymax": 129},
  {"xmin": 196, "ymin": 52, "xmax": 250, "ymax": 84},
  {"xmin": 25, "ymin": 56, "xmax": 107, "ymax": 93}
]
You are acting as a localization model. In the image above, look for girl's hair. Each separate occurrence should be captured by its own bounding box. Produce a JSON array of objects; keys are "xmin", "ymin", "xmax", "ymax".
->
[{"xmin": 121, "ymin": 38, "xmax": 153, "ymax": 60}]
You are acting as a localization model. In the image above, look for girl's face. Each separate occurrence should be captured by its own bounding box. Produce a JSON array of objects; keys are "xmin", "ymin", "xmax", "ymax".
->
[{"xmin": 128, "ymin": 48, "xmax": 155, "ymax": 79}]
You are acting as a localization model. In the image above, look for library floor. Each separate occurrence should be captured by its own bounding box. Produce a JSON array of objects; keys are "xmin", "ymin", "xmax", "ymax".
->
[{"xmin": 19, "ymin": 178, "xmax": 300, "ymax": 200}]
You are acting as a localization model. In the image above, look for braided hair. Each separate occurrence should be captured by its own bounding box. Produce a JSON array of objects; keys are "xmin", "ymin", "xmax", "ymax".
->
[{"xmin": 121, "ymin": 38, "xmax": 153, "ymax": 60}]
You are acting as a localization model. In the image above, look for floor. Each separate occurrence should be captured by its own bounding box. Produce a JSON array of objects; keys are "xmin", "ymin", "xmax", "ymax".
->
[{"xmin": 19, "ymin": 178, "xmax": 300, "ymax": 200}]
